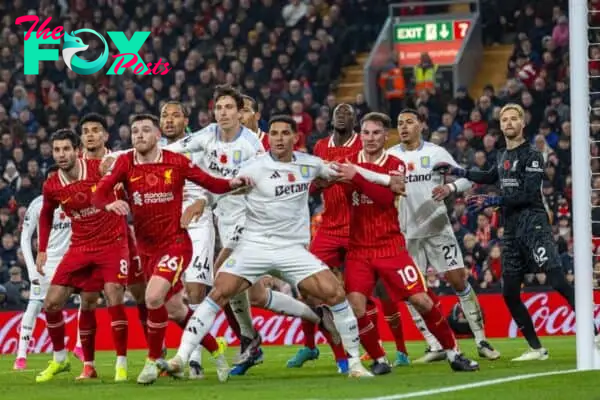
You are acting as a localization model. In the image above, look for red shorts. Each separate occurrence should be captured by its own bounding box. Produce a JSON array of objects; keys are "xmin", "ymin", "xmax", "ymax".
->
[
  {"xmin": 51, "ymin": 241, "xmax": 129, "ymax": 292},
  {"xmin": 344, "ymin": 251, "xmax": 426, "ymax": 302},
  {"xmin": 126, "ymin": 227, "xmax": 145, "ymax": 286},
  {"xmin": 309, "ymin": 231, "xmax": 349, "ymax": 269},
  {"xmin": 141, "ymin": 235, "xmax": 192, "ymax": 301}
]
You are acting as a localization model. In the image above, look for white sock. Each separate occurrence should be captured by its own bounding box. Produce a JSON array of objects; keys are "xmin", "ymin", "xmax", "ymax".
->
[
  {"xmin": 229, "ymin": 291, "xmax": 255, "ymax": 338},
  {"xmin": 116, "ymin": 356, "xmax": 127, "ymax": 368},
  {"xmin": 16, "ymin": 300, "xmax": 43, "ymax": 358},
  {"xmin": 54, "ymin": 349, "xmax": 67, "ymax": 363},
  {"xmin": 457, "ymin": 283, "xmax": 486, "ymax": 344},
  {"xmin": 406, "ymin": 302, "xmax": 442, "ymax": 351},
  {"xmin": 188, "ymin": 304, "xmax": 203, "ymax": 365},
  {"xmin": 75, "ymin": 305, "xmax": 82, "ymax": 348},
  {"xmin": 329, "ymin": 300, "xmax": 360, "ymax": 360},
  {"xmin": 265, "ymin": 289, "xmax": 320, "ymax": 324},
  {"xmin": 175, "ymin": 298, "xmax": 220, "ymax": 364}
]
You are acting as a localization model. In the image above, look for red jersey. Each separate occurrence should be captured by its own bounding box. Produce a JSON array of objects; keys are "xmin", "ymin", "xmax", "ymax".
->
[
  {"xmin": 257, "ymin": 130, "xmax": 270, "ymax": 151},
  {"xmin": 346, "ymin": 150, "xmax": 407, "ymax": 259},
  {"xmin": 92, "ymin": 149, "xmax": 232, "ymax": 255},
  {"xmin": 39, "ymin": 158, "xmax": 127, "ymax": 252},
  {"xmin": 312, "ymin": 134, "xmax": 362, "ymax": 237}
]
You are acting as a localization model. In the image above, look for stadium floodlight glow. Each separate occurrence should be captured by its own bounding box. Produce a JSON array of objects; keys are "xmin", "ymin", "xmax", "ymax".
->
[{"xmin": 569, "ymin": 0, "xmax": 598, "ymax": 371}]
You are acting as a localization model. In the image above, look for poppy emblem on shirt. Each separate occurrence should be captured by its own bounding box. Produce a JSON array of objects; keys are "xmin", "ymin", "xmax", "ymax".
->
[
  {"xmin": 288, "ymin": 173, "xmax": 296, "ymax": 182},
  {"xmin": 300, "ymin": 165, "xmax": 310, "ymax": 178},
  {"xmin": 164, "ymin": 169, "xmax": 173, "ymax": 184},
  {"xmin": 420, "ymin": 156, "xmax": 430, "ymax": 168},
  {"xmin": 503, "ymin": 160, "xmax": 511, "ymax": 170},
  {"xmin": 220, "ymin": 154, "xmax": 228, "ymax": 164},
  {"xmin": 233, "ymin": 150, "xmax": 242, "ymax": 165},
  {"xmin": 59, "ymin": 212, "xmax": 66, "ymax": 220},
  {"xmin": 75, "ymin": 192, "xmax": 87, "ymax": 203},
  {"xmin": 147, "ymin": 173, "xmax": 159, "ymax": 187},
  {"xmin": 407, "ymin": 162, "xmax": 415, "ymax": 172}
]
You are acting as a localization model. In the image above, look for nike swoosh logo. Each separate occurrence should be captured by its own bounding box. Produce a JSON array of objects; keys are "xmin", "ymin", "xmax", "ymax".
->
[
  {"xmin": 406, "ymin": 282, "xmax": 419, "ymax": 290},
  {"xmin": 61, "ymin": 198, "xmax": 71, "ymax": 204},
  {"xmin": 130, "ymin": 176, "xmax": 143, "ymax": 183},
  {"xmin": 135, "ymin": 271, "xmax": 144, "ymax": 277}
]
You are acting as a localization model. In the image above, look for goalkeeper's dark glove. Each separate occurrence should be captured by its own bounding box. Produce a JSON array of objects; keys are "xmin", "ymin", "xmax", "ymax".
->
[
  {"xmin": 432, "ymin": 162, "xmax": 466, "ymax": 178},
  {"xmin": 466, "ymin": 195, "xmax": 502, "ymax": 214}
]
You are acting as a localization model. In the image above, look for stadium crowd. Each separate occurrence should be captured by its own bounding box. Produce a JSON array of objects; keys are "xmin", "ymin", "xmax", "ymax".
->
[{"xmin": 0, "ymin": 0, "xmax": 590, "ymax": 309}]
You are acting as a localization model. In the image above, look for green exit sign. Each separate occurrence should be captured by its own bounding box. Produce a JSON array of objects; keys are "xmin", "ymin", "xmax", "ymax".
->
[{"xmin": 394, "ymin": 20, "xmax": 471, "ymax": 43}]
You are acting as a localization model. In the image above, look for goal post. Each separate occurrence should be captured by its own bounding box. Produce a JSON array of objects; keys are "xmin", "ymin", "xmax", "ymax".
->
[{"xmin": 569, "ymin": 0, "xmax": 597, "ymax": 371}]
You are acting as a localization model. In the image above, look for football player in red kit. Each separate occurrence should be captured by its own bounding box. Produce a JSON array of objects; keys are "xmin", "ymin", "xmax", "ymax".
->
[
  {"xmin": 93, "ymin": 114, "xmax": 251, "ymax": 384},
  {"xmin": 336, "ymin": 112, "xmax": 479, "ymax": 373},
  {"xmin": 35, "ymin": 129, "xmax": 130, "ymax": 383}
]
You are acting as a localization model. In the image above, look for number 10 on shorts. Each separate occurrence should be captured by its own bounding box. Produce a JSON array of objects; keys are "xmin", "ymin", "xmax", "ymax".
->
[{"xmin": 397, "ymin": 264, "xmax": 421, "ymax": 289}]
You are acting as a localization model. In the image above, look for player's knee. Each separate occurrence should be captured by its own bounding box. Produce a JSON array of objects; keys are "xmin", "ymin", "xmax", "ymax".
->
[
  {"xmin": 408, "ymin": 293, "xmax": 433, "ymax": 314},
  {"xmin": 145, "ymin": 291, "xmax": 164, "ymax": 309},
  {"xmin": 43, "ymin": 298, "xmax": 62, "ymax": 313},
  {"xmin": 104, "ymin": 284, "xmax": 125, "ymax": 306},
  {"xmin": 128, "ymin": 283, "xmax": 146, "ymax": 304},
  {"xmin": 248, "ymin": 284, "xmax": 268, "ymax": 307},
  {"xmin": 185, "ymin": 283, "xmax": 207, "ymax": 304},
  {"xmin": 347, "ymin": 292, "xmax": 366, "ymax": 317},
  {"xmin": 545, "ymin": 267, "xmax": 567, "ymax": 289},
  {"xmin": 445, "ymin": 268, "xmax": 467, "ymax": 291},
  {"xmin": 80, "ymin": 292, "xmax": 99, "ymax": 310}
]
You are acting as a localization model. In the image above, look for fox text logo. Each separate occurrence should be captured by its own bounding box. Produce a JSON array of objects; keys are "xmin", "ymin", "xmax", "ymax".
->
[{"xmin": 16, "ymin": 16, "xmax": 171, "ymax": 76}]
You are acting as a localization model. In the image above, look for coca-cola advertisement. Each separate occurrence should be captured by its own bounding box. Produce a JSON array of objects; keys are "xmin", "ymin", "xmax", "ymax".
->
[{"xmin": 1, "ymin": 291, "xmax": 599, "ymax": 354}]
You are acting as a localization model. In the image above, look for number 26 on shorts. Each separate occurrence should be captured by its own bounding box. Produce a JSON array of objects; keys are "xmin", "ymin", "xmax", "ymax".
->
[{"xmin": 158, "ymin": 254, "xmax": 183, "ymax": 271}]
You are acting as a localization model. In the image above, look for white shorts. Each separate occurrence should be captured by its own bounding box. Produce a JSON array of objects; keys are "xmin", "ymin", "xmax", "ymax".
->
[
  {"xmin": 29, "ymin": 257, "xmax": 62, "ymax": 301},
  {"xmin": 184, "ymin": 223, "xmax": 216, "ymax": 286},
  {"xmin": 407, "ymin": 229, "xmax": 465, "ymax": 274},
  {"xmin": 219, "ymin": 242, "xmax": 328, "ymax": 287},
  {"xmin": 217, "ymin": 215, "xmax": 246, "ymax": 250}
]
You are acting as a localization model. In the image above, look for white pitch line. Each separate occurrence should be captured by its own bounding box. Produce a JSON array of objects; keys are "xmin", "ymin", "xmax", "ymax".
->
[{"xmin": 350, "ymin": 369, "xmax": 579, "ymax": 400}]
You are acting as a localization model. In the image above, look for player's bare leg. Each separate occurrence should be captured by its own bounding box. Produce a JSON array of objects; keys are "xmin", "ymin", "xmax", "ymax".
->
[
  {"xmin": 75, "ymin": 292, "xmax": 99, "ymax": 380},
  {"xmin": 159, "ymin": 271, "xmax": 251, "ymax": 382},
  {"xmin": 184, "ymin": 281, "xmax": 208, "ymax": 379},
  {"xmin": 407, "ymin": 292, "xmax": 479, "ymax": 371},
  {"xmin": 128, "ymin": 282, "xmax": 148, "ymax": 341},
  {"xmin": 298, "ymin": 270, "xmax": 372, "ymax": 378},
  {"xmin": 104, "ymin": 282, "xmax": 129, "ymax": 381},
  {"xmin": 445, "ymin": 268, "xmax": 499, "ymax": 360},
  {"xmin": 347, "ymin": 292, "xmax": 392, "ymax": 375},
  {"xmin": 36, "ymin": 284, "xmax": 75, "ymax": 383}
]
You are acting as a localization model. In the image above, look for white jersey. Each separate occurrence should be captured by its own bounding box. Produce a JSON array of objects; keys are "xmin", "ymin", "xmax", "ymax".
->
[
  {"xmin": 388, "ymin": 141, "xmax": 472, "ymax": 239},
  {"xmin": 236, "ymin": 152, "xmax": 337, "ymax": 247},
  {"xmin": 165, "ymin": 123, "xmax": 264, "ymax": 226},
  {"xmin": 21, "ymin": 195, "xmax": 71, "ymax": 267},
  {"xmin": 159, "ymin": 136, "xmax": 212, "ymax": 229}
]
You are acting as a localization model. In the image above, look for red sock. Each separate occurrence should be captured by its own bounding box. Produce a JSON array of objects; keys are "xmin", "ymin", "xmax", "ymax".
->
[
  {"xmin": 302, "ymin": 320, "xmax": 317, "ymax": 349},
  {"xmin": 427, "ymin": 287, "xmax": 441, "ymax": 307},
  {"xmin": 366, "ymin": 298, "xmax": 379, "ymax": 332},
  {"xmin": 137, "ymin": 303, "xmax": 148, "ymax": 342},
  {"xmin": 45, "ymin": 310, "xmax": 66, "ymax": 352},
  {"xmin": 421, "ymin": 305, "xmax": 458, "ymax": 351},
  {"xmin": 322, "ymin": 329, "xmax": 347, "ymax": 361},
  {"xmin": 147, "ymin": 305, "xmax": 169, "ymax": 360},
  {"xmin": 78, "ymin": 309, "xmax": 96, "ymax": 362},
  {"xmin": 224, "ymin": 303, "xmax": 242, "ymax": 339},
  {"xmin": 381, "ymin": 299, "xmax": 407, "ymax": 354},
  {"xmin": 107, "ymin": 305, "xmax": 128, "ymax": 357},
  {"xmin": 357, "ymin": 315, "xmax": 386, "ymax": 360}
]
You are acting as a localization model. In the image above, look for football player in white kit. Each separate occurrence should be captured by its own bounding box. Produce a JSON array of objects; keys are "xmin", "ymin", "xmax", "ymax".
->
[
  {"xmin": 160, "ymin": 115, "xmax": 404, "ymax": 379},
  {"xmin": 388, "ymin": 109, "xmax": 501, "ymax": 361},
  {"xmin": 14, "ymin": 191, "xmax": 71, "ymax": 370},
  {"xmin": 166, "ymin": 87, "xmax": 336, "ymax": 375},
  {"xmin": 159, "ymin": 101, "xmax": 216, "ymax": 379}
]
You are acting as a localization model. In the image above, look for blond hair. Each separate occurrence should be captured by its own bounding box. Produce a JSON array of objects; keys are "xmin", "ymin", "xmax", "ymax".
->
[{"xmin": 499, "ymin": 103, "xmax": 525, "ymax": 119}]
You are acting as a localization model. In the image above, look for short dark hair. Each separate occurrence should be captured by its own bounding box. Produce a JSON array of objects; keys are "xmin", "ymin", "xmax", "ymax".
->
[
  {"xmin": 213, "ymin": 85, "xmax": 244, "ymax": 110},
  {"xmin": 398, "ymin": 108, "xmax": 420, "ymax": 120},
  {"xmin": 241, "ymin": 94, "xmax": 257, "ymax": 112},
  {"xmin": 50, "ymin": 129, "xmax": 80, "ymax": 148},
  {"xmin": 79, "ymin": 113, "xmax": 107, "ymax": 131},
  {"xmin": 130, "ymin": 113, "xmax": 160, "ymax": 127},
  {"xmin": 268, "ymin": 115, "xmax": 297, "ymax": 133},
  {"xmin": 160, "ymin": 100, "xmax": 189, "ymax": 117},
  {"xmin": 360, "ymin": 112, "xmax": 392, "ymax": 129}
]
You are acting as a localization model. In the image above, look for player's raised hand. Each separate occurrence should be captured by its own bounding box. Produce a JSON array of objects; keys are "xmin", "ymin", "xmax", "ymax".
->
[
  {"xmin": 466, "ymin": 195, "xmax": 501, "ymax": 214},
  {"xmin": 105, "ymin": 199, "xmax": 130, "ymax": 216},
  {"xmin": 333, "ymin": 161, "xmax": 358, "ymax": 181},
  {"xmin": 181, "ymin": 199, "xmax": 206, "ymax": 228},
  {"xmin": 36, "ymin": 252, "xmax": 47, "ymax": 276},
  {"xmin": 432, "ymin": 184, "xmax": 452, "ymax": 201},
  {"xmin": 389, "ymin": 170, "xmax": 406, "ymax": 196},
  {"xmin": 230, "ymin": 176, "xmax": 254, "ymax": 189},
  {"xmin": 432, "ymin": 162, "xmax": 466, "ymax": 177}
]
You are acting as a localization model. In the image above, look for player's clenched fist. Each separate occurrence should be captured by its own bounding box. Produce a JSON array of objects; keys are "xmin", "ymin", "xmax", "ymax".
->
[
  {"xmin": 331, "ymin": 162, "xmax": 357, "ymax": 180},
  {"xmin": 388, "ymin": 170, "xmax": 406, "ymax": 196},
  {"xmin": 229, "ymin": 176, "xmax": 254, "ymax": 189},
  {"xmin": 36, "ymin": 252, "xmax": 47, "ymax": 276},
  {"xmin": 105, "ymin": 199, "xmax": 131, "ymax": 216}
]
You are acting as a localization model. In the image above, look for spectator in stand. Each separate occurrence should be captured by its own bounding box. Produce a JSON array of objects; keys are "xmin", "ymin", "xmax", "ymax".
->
[{"xmin": 552, "ymin": 15, "xmax": 569, "ymax": 49}]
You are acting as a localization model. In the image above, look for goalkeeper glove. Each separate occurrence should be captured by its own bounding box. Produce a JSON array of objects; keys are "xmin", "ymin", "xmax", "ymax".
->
[
  {"xmin": 432, "ymin": 162, "xmax": 466, "ymax": 177},
  {"xmin": 466, "ymin": 195, "xmax": 502, "ymax": 214}
]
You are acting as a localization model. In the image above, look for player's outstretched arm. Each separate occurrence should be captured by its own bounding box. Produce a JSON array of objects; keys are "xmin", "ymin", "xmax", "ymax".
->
[
  {"xmin": 433, "ymin": 162, "xmax": 499, "ymax": 184},
  {"xmin": 164, "ymin": 127, "xmax": 209, "ymax": 154},
  {"xmin": 92, "ymin": 154, "xmax": 130, "ymax": 215},
  {"xmin": 184, "ymin": 159, "xmax": 252, "ymax": 194}
]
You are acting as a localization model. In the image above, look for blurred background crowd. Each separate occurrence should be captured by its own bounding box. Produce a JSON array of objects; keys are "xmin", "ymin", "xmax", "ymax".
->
[{"xmin": 0, "ymin": 0, "xmax": 592, "ymax": 309}]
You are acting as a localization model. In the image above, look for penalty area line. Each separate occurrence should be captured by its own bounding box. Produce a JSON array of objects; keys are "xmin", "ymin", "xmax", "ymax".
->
[{"xmin": 317, "ymin": 369, "xmax": 580, "ymax": 400}]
